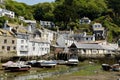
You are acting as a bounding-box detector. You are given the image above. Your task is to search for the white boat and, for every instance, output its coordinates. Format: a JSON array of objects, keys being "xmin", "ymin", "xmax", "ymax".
[
  {"xmin": 67, "ymin": 58, "xmax": 79, "ymax": 65},
  {"xmin": 40, "ymin": 60, "xmax": 57, "ymax": 68},
  {"xmin": 27, "ymin": 60, "xmax": 37, "ymax": 67},
  {"xmin": 2, "ymin": 61, "xmax": 14, "ymax": 68},
  {"xmin": 4, "ymin": 61, "xmax": 31, "ymax": 71}
]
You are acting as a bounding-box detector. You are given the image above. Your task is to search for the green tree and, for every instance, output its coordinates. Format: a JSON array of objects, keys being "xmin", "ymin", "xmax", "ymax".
[
  {"xmin": 107, "ymin": 0, "xmax": 120, "ymax": 26},
  {"xmin": 5, "ymin": 0, "xmax": 33, "ymax": 19},
  {"xmin": 33, "ymin": 2, "xmax": 54, "ymax": 21},
  {"xmin": 54, "ymin": 0, "xmax": 107, "ymax": 30}
]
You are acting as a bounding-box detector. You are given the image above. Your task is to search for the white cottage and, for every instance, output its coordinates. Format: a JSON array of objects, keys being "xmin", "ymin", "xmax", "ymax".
[
  {"xmin": 69, "ymin": 42, "xmax": 118, "ymax": 57},
  {"xmin": 80, "ymin": 17, "xmax": 91, "ymax": 24},
  {"xmin": 70, "ymin": 32, "xmax": 95, "ymax": 42},
  {"xmin": 16, "ymin": 33, "xmax": 29, "ymax": 56},
  {"xmin": 92, "ymin": 23, "xmax": 105, "ymax": 40},
  {"xmin": 57, "ymin": 34, "xmax": 76, "ymax": 47},
  {"xmin": 3, "ymin": 21, "xmax": 51, "ymax": 56},
  {"xmin": 0, "ymin": 8, "xmax": 15, "ymax": 18},
  {"xmin": 28, "ymin": 39, "xmax": 50, "ymax": 56},
  {"xmin": 40, "ymin": 20, "xmax": 55, "ymax": 28}
]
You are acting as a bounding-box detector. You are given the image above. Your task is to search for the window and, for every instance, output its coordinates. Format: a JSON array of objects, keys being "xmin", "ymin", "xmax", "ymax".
[
  {"xmin": 41, "ymin": 48, "xmax": 44, "ymax": 51},
  {"xmin": 98, "ymin": 25, "xmax": 101, "ymax": 28},
  {"xmin": 32, "ymin": 42, "xmax": 35, "ymax": 46},
  {"xmin": 4, "ymin": 39, "xmax": 7, "ymax": 43},
  {"xmin": 13, "ymin": 47, "xmax": 16, "ymax": 50},
  {"xmin": 91, "ymin": 38, "xmax": 93, "ymax": 40},
  {"xmin": 2, "ymin": 46, "xmax": 5, "ymax": 50},
  {"xmin": 95, "ymin": 25, "xmax": 97, "ymax": 28},
  {"xmin": 21, "ymin": 40, "xmax": 24, "ymax": 44},
  {"xmin": 12, "ymin": 40, "xmax": 15, "ymax": 44},
  {"xmin": 45, "ymin": 48, "xmax": 46, "ymax": 51},
  {"xmin": 92, "ymin": 50, "xmax": 97, "ymax": 53},
  {"xmin": 33, "ymin": 47, "xmax": 35, "ymax": 51},
  {"xmin": 7, "ymin": 46, "xmax": 10, "ymax": 51},
  {"xmin": 21, "ymin": 46, "xmax": 23, "ymax": 49},
  {"xmin": 86, "ymin": 38, "xmax": 88, "ymax": 40},
  {"xmin": 25, "ymin": 46, "xmax": 28, "ymax": 49}
]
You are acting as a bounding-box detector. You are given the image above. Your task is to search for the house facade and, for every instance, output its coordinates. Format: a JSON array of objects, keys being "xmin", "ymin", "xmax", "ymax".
[
  {"xmin": 57, "ymin": 34, "xmax": 76, "ymax": 47},
  {"xmin": 40, "ymin": 20, "xmax": 55, "ymax": 28},
  {"xmin": 16, "ymin": 33, "xmax": 29, "ymax": 56},
  {"xmin": 0, "ymin": 8, "xmax": 15, "ymax": 18},
  {"xmin": 2, "ymin": 21, "xmax": 51, "ymax": 56},
  {"xmin": 69, "ymin": 42, "xmax": 118, "ymax": 57},
  {"xmin": 71, "ymin": 32, "xmax": 95, "ymax": 42},
  {"xmin": 28, "ymin": 39, "xmax": 50, "ymax": 56},
  {"xmin": 80, "ymin": 17, "xmax": 91, "ymax": 24},
  {"xmin": 92, "ymin": 23, "xmax": 105, "ymax": 40},
  {"xmin": 0, "ymin": 29, "xmax": 16, "ymax": 54}
]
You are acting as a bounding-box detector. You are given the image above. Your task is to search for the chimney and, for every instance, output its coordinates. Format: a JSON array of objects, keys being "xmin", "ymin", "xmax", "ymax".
[
  {"xmin": 28, "ymin": 25, "xmax": 32, "ymax": 32},
  {"xmin": 4, "ymin": 20, "xmax": 8, "ymax": 29}
]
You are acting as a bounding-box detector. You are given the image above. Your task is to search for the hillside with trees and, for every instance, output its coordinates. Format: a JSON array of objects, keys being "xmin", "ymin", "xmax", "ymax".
[{"xmin": 1, "ymin": 0, "xmax": 120, "ymax": 42}]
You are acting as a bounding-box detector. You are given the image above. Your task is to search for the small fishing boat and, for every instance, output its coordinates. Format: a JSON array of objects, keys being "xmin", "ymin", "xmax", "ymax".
[
  {"xmin": 27, "ymin": 60, "xmax": 37, "ymax": 67},
  {"xmin": 67, "ymin": 56, "xmax": 79, "ymax": 66},
  {"xmin": 67, "ymin": 58, "xmax": 79, "ymax": 65},
  {"xmin": 40, "ymin": 60, "xmax": 57, "ymax": 68},
  {"xmin": 5, "ymin": 61, "xmax": 31, "ymax": 71},
  {"xmin": 2, "ymin": 61, "xmax": 14, "ymax": 68}
]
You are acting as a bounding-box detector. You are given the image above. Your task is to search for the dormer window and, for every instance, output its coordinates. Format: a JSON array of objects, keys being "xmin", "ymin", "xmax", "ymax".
[
  {"xmin": 95, "ymin": 25, "xmax": 97, "ymax": 28},
  {"xmin": 98, "ymin": 25, "xmax": 101, "ymax": 28}
]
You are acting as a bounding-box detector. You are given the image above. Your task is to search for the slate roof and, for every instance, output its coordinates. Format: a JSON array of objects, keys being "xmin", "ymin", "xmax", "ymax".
[
  {"xmin": 7, "ymin": 23, "xmax": 28, "ymax": 33},
  {"xmin": 72, "ymin": 43, "xmax": 117, "ymax": 50},
  {"xmin": 29, "ymin": 39, "xmax": 49, "ymax": 43},
  {"xmin": 0, "ymin": 29, "xmax": 14, "ymax": 37},
  {"xmin": 74, "ymin": 43, "xmax": 103, "ymax": 49},
  {"xmin": 62, "ymin": 34, "xmax": 74, "ymax": 40}
]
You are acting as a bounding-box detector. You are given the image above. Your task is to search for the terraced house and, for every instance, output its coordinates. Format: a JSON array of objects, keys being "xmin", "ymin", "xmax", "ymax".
[
  {"xmin": 2, "ymin": 21, "xmax": 50, "ymax": 57},
  {"xmin": 0, "ymin": 29, "xmax": 16, "ymax": 56}
]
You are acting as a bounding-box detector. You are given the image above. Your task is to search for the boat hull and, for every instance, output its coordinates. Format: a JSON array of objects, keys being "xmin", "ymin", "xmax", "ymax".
[{"xmin": 5, "ymin": 66, "xmax": 31, "ymax": 71}]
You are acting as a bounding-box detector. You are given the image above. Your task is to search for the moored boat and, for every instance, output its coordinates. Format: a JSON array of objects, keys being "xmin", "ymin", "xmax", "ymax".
[
  {"xmin": 67, "ymin": 58, "xmax": 79, "ymax": 65},
  {"xmin": 67, "ymin": 56, "xmax": 79, "ymax": 66},
  {"xmin": 2, "ymin": 61, "xmax": 14, "ymax": 68},
  {"xmin": 40, "ymin": 60, "xmax": 57, "ymax": 68},
  {"xmin": 4, "ymin": 61, "xmax": 31, "ymax": 71}
]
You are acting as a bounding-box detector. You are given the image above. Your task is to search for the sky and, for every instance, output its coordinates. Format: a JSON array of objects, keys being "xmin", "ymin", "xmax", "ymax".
[{"xmin": 16, "ymin": 0, "xmax": 55, "ymax": 5}]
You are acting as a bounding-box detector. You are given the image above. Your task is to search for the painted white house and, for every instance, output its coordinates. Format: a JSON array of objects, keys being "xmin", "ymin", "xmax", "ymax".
[
  {"xmin": 69, "ymin": 42, "xmax": 118, "ymax": 56},
  {"xmin": 40, "ymin": 20, "xmax": 55, "ymax": 28},
  {"xmin": 16, "ymin": 32, "xmax": 50, "ymax": 56},
  {"xmin": 3, "ymin": 21, "xmax": 51, "ymax": 56},
  {"xmin": 0, "ymin": 8, "xmax": 15, "ymax": 18},
  {"xmin": 16, "ymin": 33, "xmax": 29, "ymax": 56},
  {"xmin": 23, "ymin": 20, "xmax": 36, "ymax": 24},
  {"xmin": 80, "ymin": 17, "xmax": 91, "ymax": 24},
  {"xmin": 37, "ymin": 28, "xmax": 57, "ymax": 44},
  {"xmin": 57, "ymin": 34, "xmax": 76, "ymax": 47},
  {"xmin": 92, "ymin": 23, "xmax": 105, "ymax": 40},
  {"xmin": 70, "ymin": 32, "xmax": 95, "ymax": 42},
  {"xmin": 28, "ymin": 39, "xmax": 50, "ymax": 56}
]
